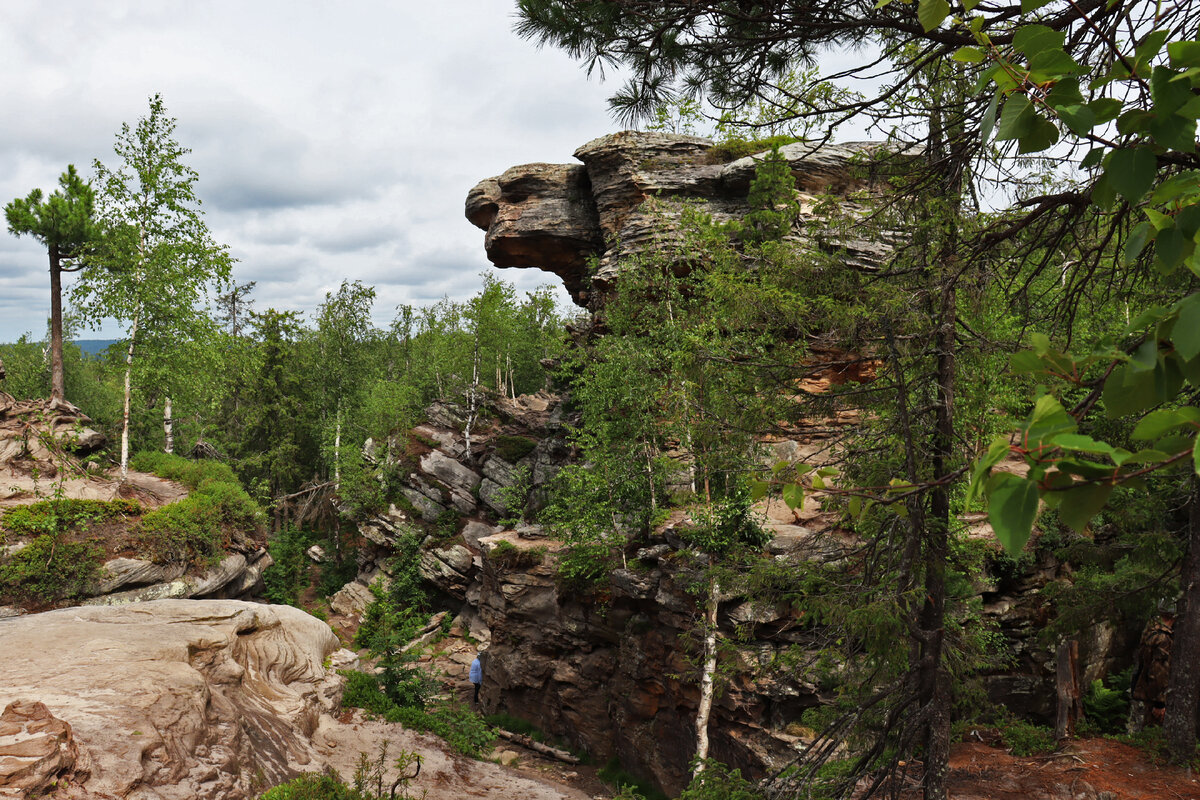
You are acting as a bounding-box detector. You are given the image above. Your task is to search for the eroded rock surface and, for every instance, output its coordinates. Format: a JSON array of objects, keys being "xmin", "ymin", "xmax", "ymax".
[
  {"xmin": 466, "ymin": 131, "xmax": 900, "ymax": 307},
  {"xmin": 0, "ymin": 600, "xmax": 341, "ymax": 799}
]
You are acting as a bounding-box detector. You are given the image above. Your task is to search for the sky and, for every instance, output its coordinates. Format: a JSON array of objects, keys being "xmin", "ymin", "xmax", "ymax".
[{"xmin": 0, "ymin": 1, "xmax": 626, "ymax": 342}]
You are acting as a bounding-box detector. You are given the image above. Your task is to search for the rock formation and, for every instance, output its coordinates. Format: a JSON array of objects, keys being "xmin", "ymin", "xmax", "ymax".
[
  {"xmin": 0, "ymin": 600, "xmax": 343, "ymax": 798},
  {"xmin": 0, "ymin": 599, "xmax": 591, "ymax": 800},
  {"xmin": 466, "ymin": 131, "xmax": 899, "ymax": 308}
]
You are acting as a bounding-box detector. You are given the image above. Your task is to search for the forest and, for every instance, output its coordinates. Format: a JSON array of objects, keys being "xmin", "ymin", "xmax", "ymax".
[{"xmin": 4, "ymin": 1, "xmax": 1200, "ymax": 799}]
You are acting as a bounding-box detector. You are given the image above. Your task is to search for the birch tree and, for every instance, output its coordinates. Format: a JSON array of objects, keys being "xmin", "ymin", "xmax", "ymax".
[{"xmin": 72, "ymin": 94, "xmax": 232, "ymax": 479}]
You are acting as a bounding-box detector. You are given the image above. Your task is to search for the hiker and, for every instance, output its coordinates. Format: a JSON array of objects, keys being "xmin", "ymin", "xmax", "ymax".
[
  {"xmin": 469, "ymin": 652, "xmax": 482, "ymax": 705},
  {"xmin": 1129, "ymin": 602, "xmax": 1175, "ymax": 733}
]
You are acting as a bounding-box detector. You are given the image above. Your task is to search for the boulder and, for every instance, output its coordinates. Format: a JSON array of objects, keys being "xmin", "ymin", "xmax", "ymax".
[
  {"xmin": 0, "ymin": 600, "xmax": 339, "ymax": 799},
  {"xmin": 330, "ymin": 581, "xmax": 375, "ymax": 618},
  {"xmin": 0, "ymin": 700, "xmax": 83, "ymax": 798}
]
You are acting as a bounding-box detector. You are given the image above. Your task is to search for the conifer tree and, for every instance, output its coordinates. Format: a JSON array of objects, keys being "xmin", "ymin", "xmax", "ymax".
[{"xmin": 5, "ymin": 166, "xmax": 98, "ymax": 403}]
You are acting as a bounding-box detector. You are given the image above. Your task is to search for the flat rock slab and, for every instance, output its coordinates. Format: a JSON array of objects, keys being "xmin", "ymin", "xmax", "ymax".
[
  {"xmin": 0, "ymin": 599, "xmax": 339, "ymax": 799},
  {"xmin": 314, "ymin": 712, "xmax": 591, "ymax": 800}
]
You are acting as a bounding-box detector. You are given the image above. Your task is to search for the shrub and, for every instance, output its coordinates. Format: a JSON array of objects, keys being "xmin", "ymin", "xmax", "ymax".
[
  {"xmin": 679, "ymin": 760, "xmax": 763, "ymax": 800},
  {"xmin": 340, "ymin": 669, "xmax": 494, "ymax": 758},
  {"xmin": 1082, "ymin": 674, "xmax": 1130, "ymax": 735},
  {"xmin": 487, "ymin": 540, "xmax": 546, "ymax": 570},
  {"xmin": 133, "ymin": 451, "xmax": 264, "ymax": 567},
  {"xmin": 706, "ymin": 135, "xmax": 804, "ymax": 163},
  {"xmin": 259, "ymin": 771, "xmax": 372, "ymax": 800},
  {"xmin": 494, "ymin": 435, "xmax": 537, "ymax": 463},
  {"xmin": 0, "ymin": 534, "xmax": 103, "ymax": 603},
  {"xmin": 1, "ymin": 498, "xmax": 140, "ymax": 539},
  {"xmin": 597, "ymin": 758, "xmax": 668, "ymax": 800},
  {"xmin": 998, "ymin": 716, "xmax": 1055, "ymax": 756},
  {"xmin": 556, "ymin": 540, "xmax": 613, "ymax": 593},
  {"xmin": 262, "ymin": 527, "xmax": 315, "ymax": 606}
]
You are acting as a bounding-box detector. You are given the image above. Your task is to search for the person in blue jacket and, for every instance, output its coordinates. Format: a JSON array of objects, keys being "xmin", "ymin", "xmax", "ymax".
[{"xmin": 469, "ymin": 653, "xmax": 482, "ymax": 705}]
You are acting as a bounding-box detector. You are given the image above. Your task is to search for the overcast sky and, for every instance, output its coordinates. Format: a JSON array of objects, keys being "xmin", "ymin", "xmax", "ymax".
[{"xmin": 0, "ymin": 1, "xmax": 627, "ymax": 343}]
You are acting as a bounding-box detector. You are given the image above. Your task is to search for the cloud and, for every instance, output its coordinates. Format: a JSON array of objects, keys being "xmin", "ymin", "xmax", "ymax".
[{"xmin": 0, "ymin": 0, "xmax": 618, "ymax": 343}]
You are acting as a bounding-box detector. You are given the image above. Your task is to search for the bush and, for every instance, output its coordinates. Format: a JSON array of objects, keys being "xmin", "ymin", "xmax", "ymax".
[
  {"xmin": 340, "ymin": 669, "xmax": 495, "ymax": 758},
  {"xmin": 0, "ymin": 498, "xmax": 140, "ymax": 540},
  {"xmin": 134, "ymin": 451, "xmax": 264, "ymax": 567},
  {"xmin": 262, "ymin": 527, "xmax": 315, "ymax": 606},
  {"xmin": 706, "ymin": 135, "xmax": 804, "ymax": 163},
  {"xmin": 0, "ymin": 534, "xmax": 103, "ymax": 603},
  {"xmin": 556, "ymin": 540, "xmax": 613, "ymax": 593},
  {"xmin": 1082, "ymin": 673, "xmax": 1131, "ymax": 735},
  {"xmin": 494, "ymin": 435, "xmax": 537, "ymax": 463},
  {"xmin": 679, "ymin": 760, "xmax": 763, "ymax": 800},
  {"xmin": 597, "ymin": 758, "xmax": 668, "ymax": 800},
  {"xmin": 998, "ymin": 716, "xmax": 1055, "ymax": 756},
  {"xmin": 259, "ymin": 771, "xmax": 372, "ymax": 800},
  {"xmin": 487, "ymin": 540, "xmax": 546, "ymax": 570}
]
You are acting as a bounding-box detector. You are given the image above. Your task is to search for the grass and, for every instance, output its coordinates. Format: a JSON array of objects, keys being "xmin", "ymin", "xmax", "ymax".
[
  {"xmin": 132, "ymin": 451, "xmax": 264, "ymax": 567},
  {"xmin": 340, "ymin": 669, "xmax": 495, "ymax": 758}
]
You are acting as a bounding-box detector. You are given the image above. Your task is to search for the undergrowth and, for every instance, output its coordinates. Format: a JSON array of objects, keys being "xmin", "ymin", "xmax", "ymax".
[{"xmin": 132, "ymin": 451, "xmax": 264, "ymax": 566}]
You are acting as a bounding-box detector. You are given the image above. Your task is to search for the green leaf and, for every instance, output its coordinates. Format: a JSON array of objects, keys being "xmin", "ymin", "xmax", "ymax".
[
  {"xmin": 1020, "ymin": 0, "xmax": 1052, "ymax": 10},
  {"xmin": 1124, "ymin": 221, "xmax": 1155, "ymax": 264},
  {"xmin": 1173, "ymin": 293, "xmax": 1200, "ymax": 361},
  {"xmin": 1050, "ymin": 433, "xmax": 1117, "ymax": 456},
  {"xmin": 1130, "ymin": 337, "xmax": 1159, "ymax": 373},
  {"xmin": 1081, "ymin": 147, "xmax": 1106, "ymax": 169},
  {"xmin": 1136, "ymin": 30, "xmax": 1171, "ymax": 64},
  {"xmin": 1168, "ymin": 40, "xmax": 1200, "ymax": 70},
  {"xmin": 1194, "ymin": 433, "xmax": 1200, "ymax": 477},
  {"xmin": 981, "ymin": 92, "xmax": 1001, "ymax": 143},
  {"xmin": 1013, "ymin": 25, "xmax": 1065, "ymax": 59},
  {"xmin": 1056, "ymin": 104, "xmax": 1096, "ymax": 136},
  {"xmin": 1131, "ymin": 407, "xmax": 1200, "ymax": 440},
  {"xmin": 987, "ymin": 473, "xmax": 1040, "ymax": 557},
  {"xmin": 1010, "ymin": 350, "xmax": 1046, "ymax": 374},
  {"xmin": 953, "ymin": 46, "xmax": 987, "ymax": 63},
  {"xmin": 996, "ymin": 95, "xmax": 1036, "ymax": 142},
  {"xmin": 1088, "ymin": 98, "xmax": 1124, "ymax": 125},
  {"xmin": 1030, "ymin": 49, "xmax": 1084, "ymax": 78},
  {"xmin": 1057, "ymin": 482, "xmax": 1114, "ymax": 532},
  {"xmin": 848, "ymin": 495, "xmax": 862, "ymax": 517},
  {"xmin": 917, "ymin": 0, "xmax": 950, "ymax": 31},
  {"xmin": 1106, "ymin": 147, "xmax": 1158, "ymax": 203},
  {"xmin": 1103, "ymin": 363, "xmax": 1159, "ymax": 417},
  {"xmin": 1156, "ymin": 226, "xmax": 1188, "ymax": 274},
  {"xmin": 749, "ymin": 480, "xmax": 769, "ymax": 502},
  {"xmin": 966, "ymin": 435, "xmax": 1012, "ymax": 508},
  {"xmin": 1020, "ymin": 115, "xmax": 1060, "ymax": 153},
  {"xmin": 781, "ymin": 482, "xmax": 804, "ymax": 510}
]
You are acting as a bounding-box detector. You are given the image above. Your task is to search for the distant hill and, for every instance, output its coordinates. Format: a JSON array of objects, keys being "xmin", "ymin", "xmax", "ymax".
[{"xmin": 73, "ymin": 339, "xmax": 120, "ymax": 358}]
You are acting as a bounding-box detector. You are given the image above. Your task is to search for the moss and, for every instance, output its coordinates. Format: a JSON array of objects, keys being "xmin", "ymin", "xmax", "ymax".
[
  {"xmin": 488, "ymin": 540, "xmax": 547, "ymax": 569},
  {"xmin": 494, "ymin": 435, "xmax": 537, "ymax": 463},
  {"xmin": 706, "ymin": 135, "xmax": 805, "ymax": 164}
]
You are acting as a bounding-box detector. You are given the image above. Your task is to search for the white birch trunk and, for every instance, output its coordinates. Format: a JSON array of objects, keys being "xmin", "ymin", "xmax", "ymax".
[
  {"xmin": 693, "ymin": 576, "xmax": 719, "ymax": 776},
  {"xmin": 464, "ymin": 339, "xmax": 480, "ymax": 454},
  {"xmin": 163, "ymin": 396, "xmax": 173, "ymax": 454},
  {"xmin": 334, "ymin": 406, "xmax": 342, "ymax": 490}
]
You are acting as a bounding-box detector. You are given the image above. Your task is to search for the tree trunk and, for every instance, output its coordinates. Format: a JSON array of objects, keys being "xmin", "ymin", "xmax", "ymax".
[
  {"xmin": 333, "ymin": 405, "xmax": 342, "ymax": 489},
  {"xmin": 119, "ymin": 314, "xmax": 139, "ymax": 482},
  {"xmin": 48, "ymin": 245, "xmax": 65, "ymax": 403},
  {"xmin": 163, "ymin": 396, "xmax": 173, "ymax": 454},
  {"xmin": 1165, "ymin": 477, "xmax": 1200, "ymax": 762},
  {"xmin": 693, "ymin": 576, "xmax": 720, "ymax": 775},
  {"xmin": 1055, "ymin": 639, "xmax": 1083, "ymax": 742}
]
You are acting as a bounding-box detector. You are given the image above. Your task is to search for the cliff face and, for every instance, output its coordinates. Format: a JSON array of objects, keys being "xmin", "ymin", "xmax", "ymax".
[{"xmin": 466, "ymin": 131, "xmax": 895, "ymax": 307}]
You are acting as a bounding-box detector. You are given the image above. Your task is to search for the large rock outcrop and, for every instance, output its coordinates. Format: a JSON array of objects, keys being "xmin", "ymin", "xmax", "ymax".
[
  {"xmin": 0, "ymin": 600, "xmax": 342, "ymax": 799},
  {"xmin": 466, "ymin": 131, "xmax": 899, "ymax": 307}
]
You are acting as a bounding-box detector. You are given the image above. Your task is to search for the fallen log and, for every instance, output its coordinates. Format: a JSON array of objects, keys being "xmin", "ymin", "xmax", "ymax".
[{"xmin": 493, "ymin": 729, "xmax": 580, "ymax": 764}]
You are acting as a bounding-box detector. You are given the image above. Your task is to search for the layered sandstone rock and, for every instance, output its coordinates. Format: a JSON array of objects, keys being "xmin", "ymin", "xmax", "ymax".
[
  {"xmin": 466, "ymin": 131, "xmax": 901, "ymax": 307},
  {"xmin": 0, "ymin": 600, "xmax": 342, "ymax": 799}
]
